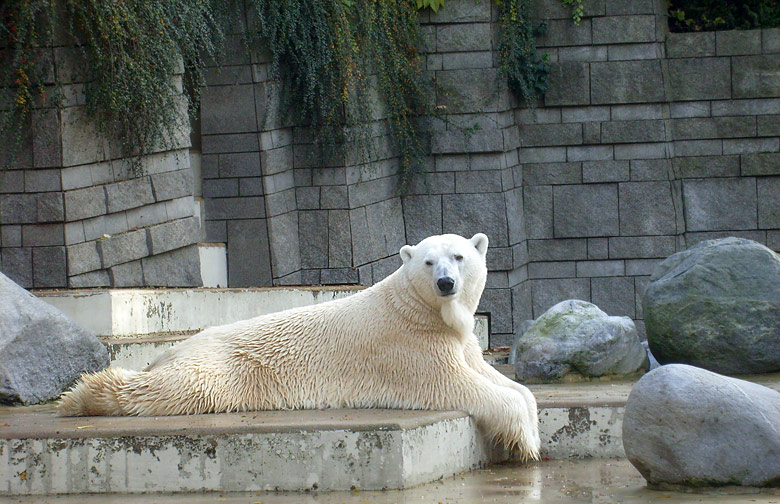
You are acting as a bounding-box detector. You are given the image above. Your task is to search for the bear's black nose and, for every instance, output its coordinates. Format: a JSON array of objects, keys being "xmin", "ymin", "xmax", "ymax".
[{"xmin": 437, "ymin": 277, "xmax": 455, "ymax": 293}]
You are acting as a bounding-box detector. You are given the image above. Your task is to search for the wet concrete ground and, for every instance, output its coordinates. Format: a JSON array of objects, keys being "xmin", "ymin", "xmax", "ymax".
[{"xmin": 5, "ymin": 458, "xmax": 779, "ymax": 504}]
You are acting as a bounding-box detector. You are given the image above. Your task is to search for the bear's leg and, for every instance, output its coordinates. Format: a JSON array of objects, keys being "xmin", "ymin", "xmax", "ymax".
[{"xmin": 434, "ymin": 367, "xmax": 540, "ymax": 461}]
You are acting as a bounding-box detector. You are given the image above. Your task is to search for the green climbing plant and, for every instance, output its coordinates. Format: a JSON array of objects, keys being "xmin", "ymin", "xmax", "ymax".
[{"xmin": 560, "ymin": 0, "xmax": 584, "ymax": 25}]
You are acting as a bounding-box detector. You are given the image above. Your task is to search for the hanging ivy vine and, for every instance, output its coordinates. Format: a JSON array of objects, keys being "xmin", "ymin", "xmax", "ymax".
[
  {"xmin": 1, "ymin": 0, "xmax": 229, "ymax": 163},
  {"xmin": 1, "ymin": 0, "xmax": 548, "ymax": 180}
]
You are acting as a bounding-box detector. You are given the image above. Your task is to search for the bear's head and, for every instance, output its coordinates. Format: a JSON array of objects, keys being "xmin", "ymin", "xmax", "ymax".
[{"xmin": 399, "ymin": 233, "xmax": 488, "ymax": 336}]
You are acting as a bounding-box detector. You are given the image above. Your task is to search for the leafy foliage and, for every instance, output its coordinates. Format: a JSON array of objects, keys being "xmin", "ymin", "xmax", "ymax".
[
  {"xmin": 495, "ymin": 0, "xmax": 550, "ymax": 103},
  {"xmin": 416, "ymin": 0, "xmax": 447, "ymax": 12},
  {"xmin": 669, "ymin": 0, "xmax": 780, "ymax": 32},
  {"xmin": 246, "ymin": 0, "xmax": 431, "ymax": 183},
  {"xmin": 1, "ymin": 0, "xmax": 228, "ymax": 162},
  {"xmin": 560, "ymin": 0, "xmax": 584, "ymax": 25}
]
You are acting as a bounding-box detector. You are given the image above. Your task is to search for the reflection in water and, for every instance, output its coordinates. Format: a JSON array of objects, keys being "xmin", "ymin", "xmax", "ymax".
[{"xmin": 6, "ymin": 459, "xmax": 780, "ymax": 504}]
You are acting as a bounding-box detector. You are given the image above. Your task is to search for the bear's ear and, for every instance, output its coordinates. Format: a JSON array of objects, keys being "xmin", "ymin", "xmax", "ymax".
[
  {"xmin": 400, "ymin": 245, "xmax": 415, "ymax": 264},
  {"xmin": 470, "ymin": 233, "xmax": 489, "ymax": 256}
]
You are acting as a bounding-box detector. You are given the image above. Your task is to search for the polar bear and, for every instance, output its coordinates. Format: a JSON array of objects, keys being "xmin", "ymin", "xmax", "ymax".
[{"xmin": 59, "ymin": 233, "xmax": 540, "ymax": 459}]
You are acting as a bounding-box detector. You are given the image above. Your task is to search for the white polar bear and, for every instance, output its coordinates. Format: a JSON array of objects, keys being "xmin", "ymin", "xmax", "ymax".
[{"xmin": 59, "ymin": 233, "xmax": 540, "ymax": 460}]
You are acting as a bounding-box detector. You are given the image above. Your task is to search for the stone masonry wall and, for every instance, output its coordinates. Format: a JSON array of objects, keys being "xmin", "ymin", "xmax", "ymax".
[
  {"xmin": 0, "ymin": 48, "xmax": 202, "ymax": 289},
  {"xmin": 523, "ymin": 0, "xmax": 780, "ymax": 338}
]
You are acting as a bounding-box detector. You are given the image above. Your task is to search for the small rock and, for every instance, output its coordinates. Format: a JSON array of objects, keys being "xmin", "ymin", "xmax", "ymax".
[
  {"xmin": 511, "ymin": 300, "xmax": 647, "ymax": 382},
  {"xmin": 0, "ymin": 272, "xmax": 109, "ymax": 404},
  {"xmin": 623, "ymin": 364, "xmax": 780, "ymax": 488},
  {"xmin": 643, "ymin": 237, "xmax": 780, "ymax": 374}
]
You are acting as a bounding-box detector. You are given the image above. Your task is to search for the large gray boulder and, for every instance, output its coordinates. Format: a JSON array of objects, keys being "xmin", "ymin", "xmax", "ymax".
[
  {"xmin": 643, "ymin": 237, "xmax": 780, "ymax": 374},
  {"xmin": 0, "ymin": 272, "xmax": 109, "ymax": 404},
  {"xmin": 623, "ymin": 364, "xmax": 780, "ymax": 488},
  {"xmin": 511, "ymin": 300, "xmax": 647, "ymax": 382}
]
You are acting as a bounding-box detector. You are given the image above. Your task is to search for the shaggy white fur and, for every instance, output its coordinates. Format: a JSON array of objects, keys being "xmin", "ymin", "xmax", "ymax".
[{"xmin": 59, "ymin": 233, "xmax": 540, "ymax": 460}]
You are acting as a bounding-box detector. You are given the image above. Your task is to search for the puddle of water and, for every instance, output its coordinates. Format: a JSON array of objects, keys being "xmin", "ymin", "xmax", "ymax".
[{"xmin": 4, "ymin": 459, "xmax": 780, "ymax": 504}]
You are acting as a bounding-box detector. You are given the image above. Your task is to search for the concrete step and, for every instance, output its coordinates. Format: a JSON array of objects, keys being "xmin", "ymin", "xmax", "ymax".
[{"xmin": 34, "ymin": 287, "xmax": 490, "ymax": 370}]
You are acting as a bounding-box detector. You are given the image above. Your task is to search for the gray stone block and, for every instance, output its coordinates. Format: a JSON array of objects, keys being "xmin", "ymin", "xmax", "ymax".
[
  {"xmin": 455, "ymin": 170, "xmax": 503, "ymax": 193},
  {"xmin": 32, "ymin": 246, "xmax": 66, "ymax": 288},
  {"xmin": 436, "ymin": 68, "xmax": 500, "ymax": 114},
  {"xmin": 614, "ymin": 142, "xmax": 667, "ymax": 160},
  {"xmin": 601, "ymin": 120, "xmax": 666, "ymax": 144},
  {"xmin": 608, "ymin": 43, "xmax": 661, "ymax": 61},
  {"xmin": 202, "ymin": 178, "xmax": 239, "ymax": 198},
  {"xmin": 443, "ymin": 192, "xmax": 509, "ymax": 247},
  {"xmin": 267, "ymin": 212, "xmax": 300, "ymax": 278},
  {"xmin": 758, "ymin": 114, "xmax": 780, "ymax": 136},
  {"xmin": 441, "ymin": 51, "xmax": 493, "ymax": 70},
  {"xmin": 479, "ymin": 288, "xmax": 513, "ymax": 334},
  {"xmin": 519, "ymin": 146, "xmax": 567, "ymax": 163},
  {"xmin": 296, "ymin": 187, "xmax": 320, "ymax": 210},
  {"xmin": 105, "ymin": 177, "xmax": 154, "ymax": 214},
  {"xmin": 742, "ymin": 152, "xmax": 780, "ymax": 176},
  {"xmin": 402, "ymin": 195, "xmax": 442, "ymax": 246},
  {"xmin": 69, "ymin": 270, "xmax": 110, "ymax": 288},
  {"xmin": 204, "ymin": 220, "xmax": 226, "ymax": 243},
  {"xmin": 434, "ymin": 154, "xmax": 470, "ymax": 172},
  {"xmin": 1, "ymin": 226, "xmax": 22, "ymax": 248},
  {"xmin": 582, "ymin": 160, "xmax": 630, "ymax": 183},
  {"xmin": 260, "ymin": 146, "xmax": 293, "ymax": 176},
  {"xmin": 37, "ymin": 192, "xmax": 65, "ymax": 222},
  {"xmin": 141, "ymin": 244, "xmax": 202, "ymax": 287},
  {"xmin": 24, "ymin": 169, "xmax": 61, "ymax": 192},
  {"xmin": 64, "ymin": 186, "xmax": 107, "ymax": 221},
  {"xmin": 558, "ymin": 45, "xmax": 608, "ymax": 62},
  {"xmin": 218, "ymin": 152, "xmax": 261, "ymax": 178},
  {"xmin": 429, "ymin": 0, "xmax": 490, "ymax": 22},
  {"xmin": 683, "ymin": 178, "xmax": 757, "ymax": 231},
  {"xmin": 486, "ymin": 270, "xmax": 510, "ymax": 289},
  {"xmin": 0, "ymin": 170, "xmax": 24, "ymax": 194},
  {"xmin": 609, "ymin": 235, "xmax": 676, "ymax": 259},
  {"xmin": 672, "ymin": 139, "xmax": 722, "ymax": 157},
  {"xmin": 666, "ymin": 32, "xmax": 715, "ymax": 58},
  {"xmin": 431, "ymin": 130, "xmax": 504, "ymax": 154},
  {"xmin": 544, "ymin": 62, "xmax": 590, "ymax": 106},
  {"xmin": 109, "ymin": 260, "xmax": 144, "ymax": 287},
  {"xmin": 371, "ymin": 255, "xmax": 401, "ymax": 284},
  {"xmin": 668, "ymin": 57, "xmax": 731, "ymax": 101},
  {"xmin": 203, "ymin": 66, "xmax": 252, "ymax": 86},
  {"xmin": 672, "ymin": 155, "xmax": 739, "ymax": 178},
  {"xmin": 32, "ymin": 108, "xmax": 62, "ymax": 168},
  {"xmin": 239, "ymin": 177, "xmax": 264, "ymax": 197},
  {"xmin": 519, "ymin": 123, "xmax": 583, "ymax": 147},
  {"xmin": 320, "ymin": 267, "xmax": 358, "ymax": 285},
  {"xmin": 758, "ymin": 177, "xmax": 780, "ymax": 229},
  {"xmin": 716, "ymin": 29, "xmax": 761, "ymax": 56},
  {"xmin": 588, "ymin": 237, "xmax": 609, "ymax": 259},
  {"xmin": 312, "ymin": 168, "xmax": 346, "ymax": 187},
  {"xmin": 151, "ymin": 169, "xmax": 194, "ymax": 201},
  {"xmin": 82, "ymin": 212, "xmax": 131, "ymax": 242},
  {"xmin": 1, "ymin": 248, "xmax": 33, "ymax": 288},
  {"xmin": 524, "ymin": 185, "xmax": 553, "ymax": 239},
  {"xmin": 591, "ymin": 276, "xmax": 636, "ymax": 318},
  {"xmin": 436, "ymin": 23, "xmax": 491, "ymax": 52},
  {"xmin": 553, "ymin": 184, "xmax": 619, "ymax": 237},
  {"xmin": 536, "ymin": 19, "xmax": 592, "ymax": 47},
  {"xmin": 22, "ymin": 223, "xmax": 64, "ymax": 247},
  {"xmin": 591, "ymin": 60, "xmax": 664, "ymax": 104},
  {"xmin": 576, "ymin": 260, "xmax": 625, "ymax": 277},
  {"xmin": 523, "ymin": 162, "xmax": 582, "ymax": 185},
  {"xmin": 528, "ymin": 261, "xmax": 576, "ymax": 279},
  {"xmin": 321, "ymin": 186, "xmax": 348, "ymax": 209},
  {"xmin": 66, "ymin": 241, "xmax": 101, "ymax": 276},
  {"xmin": 204, "ymin": 196, "xmax": 265, "ymax": 220},
  {"xmin": 471, "ymin": 152, "xmax": 506, "ymax": 171},
  {"xmin": 365, "ymin": 198, "xmax": 406, "ymax": 257},
  {"xmin": 517, "ymin": 107, "xmax": 563, "ymax": 124},
  {"xmin": 528, "ymin": 239, "xmax": 587, "ymax": 261},
  {"xmin": 606, "ymin": 0, "xmax": 656, "ymax": 15},
  {"xmin": 592, "ymin": 15, "xmax": 656, "ymax": 44},
  {"xmin": 487, "ymin": 246, "xmax": 513, "ymax": 271},
  {"xmin": 670, "ymin": 101, "xmax": 710, "ymax": 118},
  {"xmin": 583, "ymin": 121, "xmax": 601, "ymax": 144},
  {"xmin": 765, "ymin": 27, "xmax": 780, "ymax": 53},
  {"xmin": 723, "ymin": 137, "xmax": 779, "ymax": 155},
  {"xmin": 349, "ymin": 207, "xmax": 382, "ymax": 266},
  {"xmin": 328, "ymin": 210, "xmax": 352, "ymax": 268},
  {"xmin": 627, "ymin": 259, "xmax": 663, "ymax": 277},
  {"xmin": 147, "ymin": 217, "xmax": 201, "ymax": 255},
  {"xmin": 561, "ymin": 106, "xmax": 610, "ymax": 123},
  {"xmin": 300, "ymin": 269, "xmax": 321, "ymax": 285},
  {"xmin": 298, "ymin": 211, "xmax": 328, "ymax": 269},
  {"xmin": 348, "ymin": 176, "xmax": 397, "ymax": 208},
  {"xmin": 227, "ymin": 219, "xmax": 273, "ymax": 287},
  {"xmin": 264, "ymin": 189, "xmax": 296, "ymax": 217},
  {"xmin": 504, "ymin": 188, "xmax": 525, "ymax": 244},
  {"xmin": 630, "ymin": 159, "xmax": 671, "ymax": 181},
  {"xmin": 200, "ymin": 84, "xmax": 257, "ymax": 134},
  {"xmin": 566, "ymin": 145, "xmax": 614, "ymax": 162},
  {"xmin": 530, "ymin": 277, "xmax": 591, "ymax": 318},
  {"xmin": 59, "ymin": 106, "xmax": 107, "ymax": 168},
  {"xmin": 98, "ymin": 229, "xmax": 149, "ymax": 268},
  {"xmin": 619, "ymin": 181, "xmax": 677, "ymax": 236},
  {"xmin": 262, "ymin": 170, "xmax": 294, "ymax": 195},
  {"xmin": 201, "ymin": 133, "xmax": 259, "ymax": 155},
  {"xmin": 671, "ymin": 116, "xmax": 755, "ymax": 140}
]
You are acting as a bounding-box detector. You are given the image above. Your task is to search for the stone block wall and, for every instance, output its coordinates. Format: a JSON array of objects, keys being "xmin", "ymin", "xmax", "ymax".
[
  {"xmin": 0, "ymin": 49, "xmax": 202, "ymax": 289},
  {"xmin": 522, "ymin": 0, "xmax": 780, "ymax": 338}
]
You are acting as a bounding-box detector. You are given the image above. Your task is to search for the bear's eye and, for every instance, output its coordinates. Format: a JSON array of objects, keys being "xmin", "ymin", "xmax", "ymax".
[
  {"xmin": 454, "ymin": 255, "xmax": 464, "ymax": 262},
  {"xmin": 425, "ymin": 260, "xmax": 433, "ymax": 266}
]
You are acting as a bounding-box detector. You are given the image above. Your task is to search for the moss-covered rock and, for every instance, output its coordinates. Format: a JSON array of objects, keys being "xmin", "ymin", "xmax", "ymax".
[
  {"xmin": 643, "ymin": 237, "xmax": 780, "ymax": 374},
  {"xmin": 511, "ymin": 299, "xmax": 647, "ymax": 383}
]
